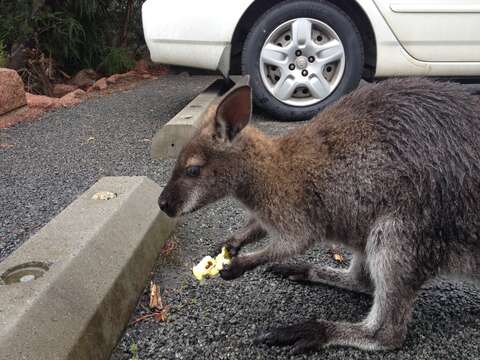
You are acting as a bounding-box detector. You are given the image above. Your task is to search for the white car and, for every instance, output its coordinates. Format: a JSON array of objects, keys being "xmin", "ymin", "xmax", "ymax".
[{"xmin": 142, "ymin": 0, "xmax": 480, "ymax": 120}]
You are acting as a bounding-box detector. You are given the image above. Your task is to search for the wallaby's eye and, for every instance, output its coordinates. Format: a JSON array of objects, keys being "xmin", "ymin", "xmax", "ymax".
[{"xmin": 185, "ymin": 165, "xmax": 201, "ymax": 177}]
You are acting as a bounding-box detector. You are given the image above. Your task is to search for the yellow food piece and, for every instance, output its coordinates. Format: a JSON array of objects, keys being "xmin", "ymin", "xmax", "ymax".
[
  {"xmin": 192, "ymin": 247, "xmax": 232, "ymax": 282},
  {"xmin": 192, "ymin": 256, "xmax": 218, "ymax": 282},
  {"xmin": 333, "ymin": 253, "xmax": 345, "ymax": 262},
  {"xmin": 215, "ymin": 246, "xmax": 232, "ymax": 271}
]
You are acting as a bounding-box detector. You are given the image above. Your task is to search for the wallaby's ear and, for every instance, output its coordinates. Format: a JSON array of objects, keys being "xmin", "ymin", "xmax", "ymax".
[{"xmin": 214, "ymin": 85, "xmax": 252, "ymax": 142}]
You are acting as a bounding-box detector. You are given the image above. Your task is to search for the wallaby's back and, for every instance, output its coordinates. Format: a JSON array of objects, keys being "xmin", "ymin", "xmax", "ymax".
[{"xmin": 278, "ymin": 78, "xmax": 480, "ymax": 273}]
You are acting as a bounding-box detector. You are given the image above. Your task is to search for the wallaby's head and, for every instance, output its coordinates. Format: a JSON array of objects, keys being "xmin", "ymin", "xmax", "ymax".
[{"xmin": 158, "ymin": 84, "xmax": 252, "ymax": 217}]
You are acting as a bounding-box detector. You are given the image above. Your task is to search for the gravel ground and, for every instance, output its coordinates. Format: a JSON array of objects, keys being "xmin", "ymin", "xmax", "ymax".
[
  {"xmin": 0, "ymin": 75, "xmax": 213, "ymax": 261},
  {"xmin": 1, "ymin": 76, "xmax": 479, "ymax": 359}
]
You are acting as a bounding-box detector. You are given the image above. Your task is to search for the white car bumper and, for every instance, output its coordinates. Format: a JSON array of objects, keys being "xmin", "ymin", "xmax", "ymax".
[{"xmin": 142, "ymin": 0, "xmax": 254, "ymax": 73}]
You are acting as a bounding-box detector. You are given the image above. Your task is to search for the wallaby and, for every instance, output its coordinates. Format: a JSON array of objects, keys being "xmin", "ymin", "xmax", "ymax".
[{"xmin": 158, "ymin": 77, "xmax": 480, "ymax": 354}]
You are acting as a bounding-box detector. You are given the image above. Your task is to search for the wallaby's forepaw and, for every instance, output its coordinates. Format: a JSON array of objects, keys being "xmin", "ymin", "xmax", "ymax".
[
  {"xmin": 254, "ymin": 320, "xmax": 328, "ymax": 355},
  {"xmin": 212, "ymin": 242, "xmax": 240, "ymax": 259},
  {"xmin": 267, "ymin": 263, "xmax": 310, "ymax": 282},
  {"xmin": 219, "ymin": 257, "xmax": 247, "ymax": 280}
]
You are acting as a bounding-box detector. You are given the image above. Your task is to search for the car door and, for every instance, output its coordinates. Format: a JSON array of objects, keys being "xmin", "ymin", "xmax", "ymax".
[{"xmin": 372, "ymin": 0, "xmax": 480, "ymax": 62}]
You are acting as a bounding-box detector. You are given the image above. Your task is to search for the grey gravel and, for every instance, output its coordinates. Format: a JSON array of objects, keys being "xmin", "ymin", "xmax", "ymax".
[
  {"xmin": 1, "ymin": 76, "xmax": 479, "ymax": 360},
  {"xmin": 0, "ymin": 75, "xmax": 213, "ymax": 261}
]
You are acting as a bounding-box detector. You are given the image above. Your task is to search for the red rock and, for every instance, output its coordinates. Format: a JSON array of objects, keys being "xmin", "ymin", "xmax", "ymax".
[
  {"xmin": 106, "ymin": 71, "xmax": 139, "ymax": 85},
  {"xmin": 87, "ymin": 78, "xmax": 108, "ymax": 92},
  {"xmin": 60, "ymin": 89, "xmax": 85, "ymax": 106},
  {"xmin": 123, "ymin": 70, "xmax": 138, "ymax": 78},
  {"xmin": 26, "ymin": 89, "xmax": 86, "ymax": 110},
  {"xmin": 0, "ymin": 107, "xmax": 44, "ymax": 129},
  {"xmin": 106, "ymin": 74, "xmax": 121, "ymax": 84},
  {"xmin": 26, "ymin": 93, "xmax": 60, "ymax": 110},
  {"xmin": 0, "ymin": 68, "xmax": 27, "ymax": 115},
  {"xmin": 70, "ymin": 69, "xmax": 99, "ymax": 89},
  {"xmin": 94, "ymin": 77, "xmax": 108, "ymax": 90},
  {"xmin": 52, "ymin": 84, "xmax": 78, "ymax": 98}
]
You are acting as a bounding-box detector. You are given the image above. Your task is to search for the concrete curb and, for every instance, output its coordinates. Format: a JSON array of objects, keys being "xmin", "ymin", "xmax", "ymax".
[
  {"xmin": 0, "ymin": 177, "xmax": 176, "ymax": 360},
  {"xmin": 150, "ymin": 78, "xmax": 232, "ymax": 160}
]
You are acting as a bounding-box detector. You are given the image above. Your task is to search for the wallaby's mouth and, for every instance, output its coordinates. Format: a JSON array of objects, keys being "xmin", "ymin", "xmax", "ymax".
[
  {"xmin": 160, "ymin": 204, "xmax": 201, "ymax": 218},
  {"xmin": 161, "ymin": 206, "xmax": 177, "ymax": 218},
  {"xmin": 179, "ymin": 204, "xmax": 202, "ymax": 217},
  {"xmin": 158, "ymin": 195, "xmax": 203, "ymax": 218}
]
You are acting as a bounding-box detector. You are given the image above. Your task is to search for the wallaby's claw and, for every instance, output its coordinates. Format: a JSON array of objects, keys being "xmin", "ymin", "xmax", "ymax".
[
  {"xmin": 290, "ymin": 338, "xmax": 322, "ymax": 355},
  {"xmin": 267, "ymin": 263, "xmax": 310, "ymax": 282},
  {"xmin": 224, "ymin": 243, "xmax": 240, "ymax": 257},
  {"xmin": 212, "ymin": 242, "xmax": 240, "ymax": 259},
  {"xmin": 219, "ymin": 257, "xmax": 246, "ymax": 280},
  {"xmin": 254, "ymin": 320, "xmax": 327, "ymax": 354}
]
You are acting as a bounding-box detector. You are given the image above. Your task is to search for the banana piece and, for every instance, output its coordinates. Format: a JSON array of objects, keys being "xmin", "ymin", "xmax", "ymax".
[
  {"xmin": 215, "ymin": 246, "xmax": 232, "ymax": 270},
  {"xmin": 192, "ymin": 247, "xmax": 232, "ymax": 282}
]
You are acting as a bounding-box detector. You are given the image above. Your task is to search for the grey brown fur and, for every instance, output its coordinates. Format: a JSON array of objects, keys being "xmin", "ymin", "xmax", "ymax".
[{"xmin": 159, "ymin": 78, "xmax": 480, "ymax": 354}]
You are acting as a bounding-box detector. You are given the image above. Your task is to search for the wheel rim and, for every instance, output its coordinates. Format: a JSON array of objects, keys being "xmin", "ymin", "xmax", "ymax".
[{"xmin": 259, "ymin": 18, "xmax": 346, "ymax": 107}]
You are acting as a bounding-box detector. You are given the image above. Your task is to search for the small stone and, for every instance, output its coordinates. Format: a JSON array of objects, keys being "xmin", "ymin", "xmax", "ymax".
[
  {"xmin": 19, "ymin": 274, "xmax": 35, "ymax": 283},
  {"xmin": 92, "ymin": 191, "xmax": 117, "ymax": 200}
]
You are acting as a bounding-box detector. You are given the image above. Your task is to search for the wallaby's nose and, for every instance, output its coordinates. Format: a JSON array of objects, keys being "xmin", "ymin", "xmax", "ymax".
[{"xmin": 158, "ymin": 198, "xmax": 169, "ymax": 213}]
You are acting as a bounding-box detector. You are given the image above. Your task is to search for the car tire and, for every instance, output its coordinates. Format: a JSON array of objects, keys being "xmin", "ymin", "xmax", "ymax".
[{"xmin": 241, "ymin": 0, "xmax": 364, "ymax": 121}]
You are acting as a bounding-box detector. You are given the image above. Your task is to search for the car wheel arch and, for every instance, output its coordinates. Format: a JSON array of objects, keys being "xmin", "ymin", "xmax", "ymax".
[{"xmin": 229, "ymin": 0, "xmax": 377, "ymax": 81}]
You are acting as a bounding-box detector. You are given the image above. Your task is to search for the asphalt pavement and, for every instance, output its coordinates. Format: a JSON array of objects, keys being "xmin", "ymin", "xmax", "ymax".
[{"xmin": 1, "ymin": 76, "xmax": 479, "ymax": 359}]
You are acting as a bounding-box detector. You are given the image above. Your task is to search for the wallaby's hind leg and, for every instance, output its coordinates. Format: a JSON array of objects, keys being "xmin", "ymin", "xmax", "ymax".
[
  {"xmin": 268, "ymin": 252, "xmax": 373, "ymax": 295},
  {"xmin": 257, "ymin": 218, "xmax": 425, "ymax": 354}
]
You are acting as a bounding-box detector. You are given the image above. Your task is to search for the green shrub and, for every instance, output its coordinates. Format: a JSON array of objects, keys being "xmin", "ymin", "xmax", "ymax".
[
  {"xmin": 0, "ymin": 40, "xmax": 6, "ymax": 67},
  {"xmin": 98, "ymin": 47, "xmax": 135, "ymax": 76},
  {"xmin": 0, "ymin": 0, "xmax": 144, "ymax": 75}
]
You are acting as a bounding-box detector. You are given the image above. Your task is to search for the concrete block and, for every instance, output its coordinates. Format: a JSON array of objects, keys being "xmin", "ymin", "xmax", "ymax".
[
  {"xmin": 150, "ymin": 78, "xmax": 231, "ymax": 160},
  {"xmin": 0, "ymin": 177, "xmax": 176, "ymax": 360}
]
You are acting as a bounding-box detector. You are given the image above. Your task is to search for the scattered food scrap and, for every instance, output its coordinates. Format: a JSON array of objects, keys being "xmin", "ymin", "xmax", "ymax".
[
  {"xmin": 333, "ymin": 253, "xmax": 345, "ymax": 263},
  {"xmin": 91, "ymin": 191, "xmax": 116, "ymax": 200},
  {"xmin": 192, "ymin": 246, "xmax": 231, "ymax": 283}
]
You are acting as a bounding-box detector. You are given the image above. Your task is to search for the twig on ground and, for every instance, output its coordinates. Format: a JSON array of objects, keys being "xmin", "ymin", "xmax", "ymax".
[{"xmin": 130, "ymin": 281, "xmax": 170, "ymax": 326}]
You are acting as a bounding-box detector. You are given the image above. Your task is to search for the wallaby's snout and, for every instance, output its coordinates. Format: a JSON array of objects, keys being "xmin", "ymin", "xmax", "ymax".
[
  {"xmin": 158, "ymin": 82, "xmax": 252, "ymax": 218},
  {"xmin": 158, "ymin": 190, "xmax": 175, "ymax": 218},
  {"xmin": 158, "ymin": 175, "xmax": 197, "ymax": 218}
]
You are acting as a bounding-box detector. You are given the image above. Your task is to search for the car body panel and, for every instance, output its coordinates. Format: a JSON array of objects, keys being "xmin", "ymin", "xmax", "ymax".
[
  {"xmin": 142, "ymin": 0, "xmax": 480, "ymax": 77},
  {"xmin": 373, "ymin": 0, "xmax": 480, "ymax": 62},
  {"xmin": 142, "ymin": 0, "xmax": 253, "ymax": 72}
]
